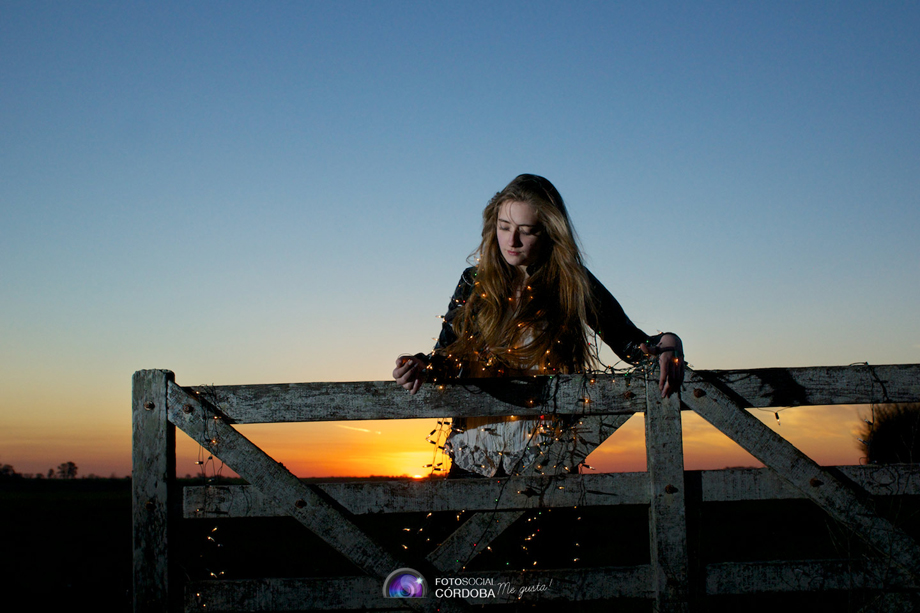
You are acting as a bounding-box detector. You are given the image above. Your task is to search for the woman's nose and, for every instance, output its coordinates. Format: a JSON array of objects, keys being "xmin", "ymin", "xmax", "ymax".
[{"xmin": 510, "ymin": 231, "xmax": 522, "ymax": 247}]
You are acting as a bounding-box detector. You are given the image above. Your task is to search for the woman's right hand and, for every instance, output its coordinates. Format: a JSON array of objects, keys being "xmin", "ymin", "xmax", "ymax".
[{"xmin": 393, "ymin": 355, "xmax": 427, "ymax": 394}]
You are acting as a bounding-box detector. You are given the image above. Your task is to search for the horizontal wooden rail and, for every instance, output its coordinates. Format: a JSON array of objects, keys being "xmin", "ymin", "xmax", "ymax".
[
  {"xmin": 685, "ymin": 363, "xmax": 919, "ymax": 409},
  {"xmin": 706, "ymin": 559, "xmax": 920, "ymax": 594},
  {"xmin": 700, "ymin": 464, "xmax": 920, "ymax": 502},
  {"xmin": 186, "ymin": 375, "xmax": 646, "ymax": 423},
  {"xmin": 184, "ymin": 363, "xmax": 920, "ymax": 424},
  {"xmin": 182, "ymin": 465, "xmax": 920, "ymax": 518}
]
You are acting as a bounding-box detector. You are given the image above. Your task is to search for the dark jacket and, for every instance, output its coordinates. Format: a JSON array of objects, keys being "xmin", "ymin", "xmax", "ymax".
[{"xmin": 423, "ymin": 266, "xmax": 660, "ymax": 377}]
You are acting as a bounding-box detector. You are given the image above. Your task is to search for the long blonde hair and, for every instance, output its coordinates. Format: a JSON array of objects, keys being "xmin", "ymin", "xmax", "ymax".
[{"xmin": 442, "ymin": 174, "xmax": 597, "ymax": 375}]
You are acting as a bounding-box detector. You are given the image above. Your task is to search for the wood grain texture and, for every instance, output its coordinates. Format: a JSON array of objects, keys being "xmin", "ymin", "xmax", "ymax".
[
  {"xmin": 181, "ymin": 363, "xmax": 920, "ymax": 424},
  {"xmin": 186, "ymin": 373, "xmax": 648, "ymax": 423},
  {"xmin": 183, "ymin": 471, "xmax": 651, "ymax": 518},
  {"xmin": 705, "ymin": 559, "xmax": 919, "ymax": 594},
  {"xmin": 684, "ymin": 363, "xmax": 919, "ymax": 408},
  {"xmin": 700, "ymin": 464, "xmax": 920, "ymax": 502},
  {"xmin": 132, "ymin": 369, "xmax": 175, "ymax": 613},
  {"xmin": 183, "ymin": 464, "xmax": 920, "ymax": 519},
  {"xmin": 646, "ymin": 389, "xmax": 690, "ymax": 612}
]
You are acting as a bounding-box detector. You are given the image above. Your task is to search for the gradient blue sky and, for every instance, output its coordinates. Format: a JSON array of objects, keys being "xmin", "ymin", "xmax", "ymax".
[{"xmin": 2, "ymin": 1, "xmax": 918, "ymax": 477}]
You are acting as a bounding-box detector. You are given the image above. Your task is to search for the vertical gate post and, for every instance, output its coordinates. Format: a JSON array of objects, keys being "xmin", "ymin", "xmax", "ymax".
[
  {"xmin": 132, "ymin": 369, "xmax": 176, "ymax": 613},
  {"xmin": 646, "ymin": 384, "xmax": 690, "ymax": 612}
]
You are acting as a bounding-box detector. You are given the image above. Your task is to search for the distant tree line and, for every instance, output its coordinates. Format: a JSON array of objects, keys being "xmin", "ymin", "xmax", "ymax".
[
  {"xmin": 0, "ymin": 464, "xmax": 22, "ymax": 480},
  {"xmin": 0, "ymin": 462, "xmax": 127, "ymax": 480}
]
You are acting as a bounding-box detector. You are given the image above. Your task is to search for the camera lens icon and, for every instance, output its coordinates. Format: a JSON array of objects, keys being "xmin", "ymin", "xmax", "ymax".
[{"xmin": 383, "ymin": 568, "xmax": 427, "ymax": 598}]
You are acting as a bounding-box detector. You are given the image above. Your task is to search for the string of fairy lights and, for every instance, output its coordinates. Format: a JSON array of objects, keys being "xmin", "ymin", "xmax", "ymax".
[
  {"xmin": 178, "ymin": 270, "xmax": 684, "ymax": 603},
  {"xmin": 395, "ymin": 266, "xmax": 673, "ymax": 588},
  {"xmin": 402, "ymin": 346, "xmax": 667, "ymax": 586},
  {"xmin": 188, "ymin": 385, "xmax": 229, "ymax": 610},
  {"xmin": 410, "ymin": 361, "xmax": 894, "ymax": 590}
]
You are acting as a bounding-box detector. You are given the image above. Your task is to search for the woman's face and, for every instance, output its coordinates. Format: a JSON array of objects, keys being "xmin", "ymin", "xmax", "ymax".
[{"xmin": 496, "ymin": 200, "xmax": 545, "ymax": 271}]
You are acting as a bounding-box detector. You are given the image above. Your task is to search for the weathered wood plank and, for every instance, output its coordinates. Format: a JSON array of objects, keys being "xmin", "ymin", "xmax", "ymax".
[
  {"xmin": 132, "ymin": 369, "xmax": 176, "ymax": 613},
  {"xmin": 701, "ymin": 464, "xmax": 920, "ymax": 502},
  {"xmin": 182, "ymin": 363, "xmax": 920, "ymax": 424},
  {"xmin": 183, "ymin": 464, "xmax": 920, "ymax": 519},
  {"xmin": 426, "ymin": 511, "xmax": 525, "ymax": 573},
  {"xmin": 705, "ymin": 559, "xmax": 919, "ymax": 594},
  {"xmin": 684, "ymin": 379, "xmax": 920, "ymax": 580},
  {"xmin": 185, "ymin": 565, "xmax": 654, "ymax": 611},
  {"xmin": 183, "ymin": 472, "xmax": 652, "ymax": 518},
  {"xmin": 685, "ymin": 363, "xmax": 920, "ymax": 409},
  {"xmin": 186, "ymin": 374, "xmax": 648, "ymax": 423},
  {"xmin": 646, "ymin": 388, "xmax": 690, "ymax": 612}
]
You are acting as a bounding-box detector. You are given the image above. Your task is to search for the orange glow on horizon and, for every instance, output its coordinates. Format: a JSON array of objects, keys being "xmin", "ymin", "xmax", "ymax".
[
  {"xmin": 1, "ymin": 397, "xmax": 866, "ymax": 480},
  {"xmin": 167, "ymin": 405, "xmax": 867, "ymax": 481}
]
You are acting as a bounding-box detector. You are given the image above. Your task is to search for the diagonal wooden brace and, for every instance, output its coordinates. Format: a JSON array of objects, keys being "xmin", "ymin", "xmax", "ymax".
[
  {"xmin": 167, "ymin": 382, "xmax": 400, "ymax": 573},
  {"xmin": 166, "ymin": 382, "xmax": 461, "ymax": 612},
  {"xmin": 427, "ymin": 511, "xmax": 525, "ymax": 573},
  {"xmin": 682, "ymin": 374, "xmax": 920, "ymax": 579}
]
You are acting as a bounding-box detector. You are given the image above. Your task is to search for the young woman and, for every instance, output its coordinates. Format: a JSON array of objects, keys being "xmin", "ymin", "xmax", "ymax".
[{"xmin": 393, "ymin": 174, "xmax": 684, "ymax": 477}]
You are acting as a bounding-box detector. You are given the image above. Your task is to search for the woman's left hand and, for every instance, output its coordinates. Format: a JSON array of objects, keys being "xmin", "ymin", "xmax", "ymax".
[{"xmin": 640, "ymin": 333, "xmax": 684, "ymax": 398}]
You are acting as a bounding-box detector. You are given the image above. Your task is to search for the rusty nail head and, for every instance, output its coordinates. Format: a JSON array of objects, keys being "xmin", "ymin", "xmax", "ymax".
[
  {"xmin": 183, "ymin": 404, "xmax": 194, "ymax": 414},
  {"xmin": 295, "ymin": 499, "xmax": 307, "ymax": 509},
  {"xmin": 665, "ymin": 484, "xmax": 678, "ymax": 494},
  {"xmin": 809, "ymin": 478, "xmax": 823, "ymax": 487},
  {"xmin": 145, "ymin": 500, "xmax": 155, "ymax": 511},
  {"xmin": 623, "ymin": 390, "xmax": 635, "ymax": 400},
  {"xmin": 693, "ymin": 388, "xmax": 705, "ymax": 398},
  {"xmin": 144, "ymin": 401, "xmax": 155, "ymax": 410}
]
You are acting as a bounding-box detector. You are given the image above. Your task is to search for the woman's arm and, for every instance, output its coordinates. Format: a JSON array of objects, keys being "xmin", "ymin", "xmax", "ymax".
[
  {"xmin": 393, "ymin": 267, "xmax": 477, "ymax": 394},
  {"xmin": 586, "ymin": 269, "xmax": 685, "ymax": 398}
]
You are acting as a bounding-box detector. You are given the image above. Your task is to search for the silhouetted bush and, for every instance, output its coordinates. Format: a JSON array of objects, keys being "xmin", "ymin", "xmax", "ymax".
[{"xmin": 859, "ymin": 403, "xmax": 920, "ymax": 464}]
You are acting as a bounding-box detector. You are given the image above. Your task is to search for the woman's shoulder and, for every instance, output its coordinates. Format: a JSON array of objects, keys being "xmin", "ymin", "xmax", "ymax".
[
  {"xmin": 458, "ymin": 266, "xmax": 478, "ymax": 282},
  {"xmin": 452, "ymin": 266, "xmax": 478, "ymax": 294}
]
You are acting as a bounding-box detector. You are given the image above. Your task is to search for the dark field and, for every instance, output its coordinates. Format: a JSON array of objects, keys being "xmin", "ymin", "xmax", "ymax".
[
  {"xmin": 2, "ymin": 478, "xmax": 918, "ymax": 612},
  {"xmin": 1, "ymin": 479, "xmax": 133, "ymax": 612}
]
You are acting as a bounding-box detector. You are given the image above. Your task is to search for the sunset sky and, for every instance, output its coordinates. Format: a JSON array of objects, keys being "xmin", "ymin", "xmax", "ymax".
[{"xmin": 2, "ymin": 1, "xmax": 918, "ymax": 479}]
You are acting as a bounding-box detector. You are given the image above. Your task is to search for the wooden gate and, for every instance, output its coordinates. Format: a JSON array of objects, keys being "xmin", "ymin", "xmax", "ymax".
[{"xmin": 132, "ymin": 364, "xmax": 920, "ymax": 612}]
